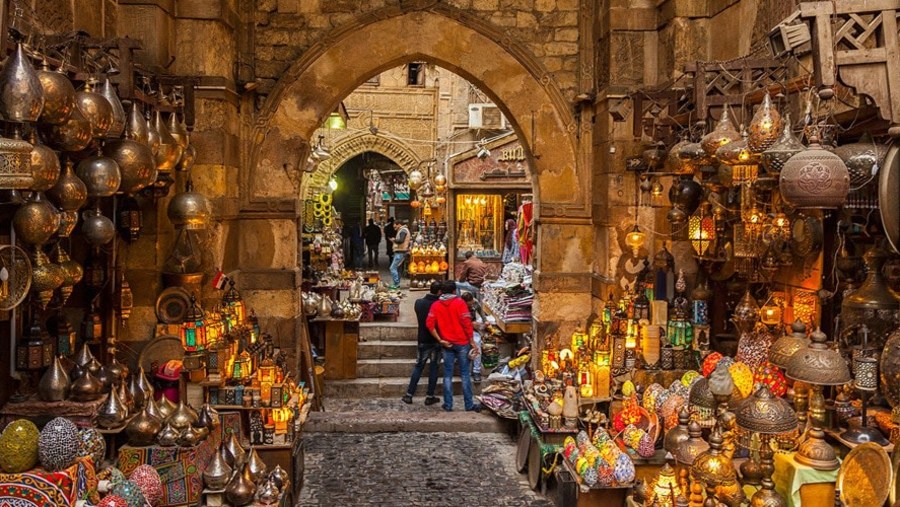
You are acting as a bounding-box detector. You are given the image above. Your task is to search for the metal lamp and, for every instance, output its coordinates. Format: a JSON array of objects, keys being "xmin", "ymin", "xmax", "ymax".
[
  {"xmin": 841, "ymin": 325, "xmax": 889, "ymax": 445},
  {"xmin": 734, "ymin": 386, "xmax": 798, "ymax": 507}
]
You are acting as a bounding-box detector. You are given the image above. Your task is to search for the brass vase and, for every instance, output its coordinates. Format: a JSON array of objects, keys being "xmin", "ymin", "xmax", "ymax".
[
  {"xmin": 246, "ymin": 447, "xmax": 267, "ymax": 482},
  {"xmin": 38, "ymin": 355, "xmax": 70, "ymax": 401},
  {"xmin": 37, "ymin": 63, "xmax": 76, "ymax": 125},
  {"xmin": 95, "ymin": 388, "xmax": 127, "ymax": 428},
  {"xmin": 0, "ymin": 44, "xmax": 44, "ymax": 123},
  {"xmin": 225, "ymin": 462, "xmax": 257, "ymax": 506},
  {"xmin": 203, "ymin": 446, "xmax": 232, "ymax": 489},
  {"xmin": 126, "ymin": 405, "xmax": 163, "ymax": 446}
]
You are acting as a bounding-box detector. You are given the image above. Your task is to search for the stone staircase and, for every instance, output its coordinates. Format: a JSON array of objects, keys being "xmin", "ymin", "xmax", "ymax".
[{"xmin": 309, "ymin": 317, "xmax": 507, "ymax": 434}]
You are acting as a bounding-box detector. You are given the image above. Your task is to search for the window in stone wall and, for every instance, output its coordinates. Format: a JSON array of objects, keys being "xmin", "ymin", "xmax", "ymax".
[{"xmin": 407, "ymin": 62, "xmax": 425, "ymax": 86}]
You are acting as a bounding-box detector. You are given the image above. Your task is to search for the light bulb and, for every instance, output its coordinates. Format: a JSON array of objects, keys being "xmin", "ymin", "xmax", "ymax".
[{"xmin": 328, "ymin": 177, "xmax": 338, "ymax": 191}]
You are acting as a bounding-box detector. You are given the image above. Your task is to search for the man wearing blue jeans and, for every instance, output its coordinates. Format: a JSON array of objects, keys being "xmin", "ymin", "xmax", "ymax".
[
  {"xmin": 389, "ymin": 220, "xmax": 410, "ymax": 289},
  {"xmin": 402, "ymin": 281, "xmax": 442, "ymax": 405},
  {"xmin": 426, "ymin": 280, "xmax": 481, "ymax": 412}
]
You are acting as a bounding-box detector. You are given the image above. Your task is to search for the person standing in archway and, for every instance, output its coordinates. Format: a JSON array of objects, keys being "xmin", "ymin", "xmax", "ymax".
[
  {"xmin": 426, "ymin": 280, "xmax": 481, "ymax": 412},
  {"xmin": 402, "ymin": 281, "xmax": 442, "ymax": 406},
  {"xmin": 384, "ymin": 217, "xmax": 396, "ymax": 259},
  {"xmin": 364, "ymin": 218, "xmax": 382, "ymax": 268},
  {"xmin": 389, "ymin": 219, "xmax": 410, "ymax": 289}
]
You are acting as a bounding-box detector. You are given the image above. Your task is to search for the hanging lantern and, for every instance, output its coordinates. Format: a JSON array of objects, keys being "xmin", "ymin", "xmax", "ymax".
[
  {"xmin": 624, "ymin": 225, "xmax": 646, "ymax": 257},
  {"xmin": 75, "ymin": 80, "xmax": 114, "ymax": 139},
  {"xmin": 761, "ymin": 114, "xmax": 804, "ymax": 175},
  {"xmin": 231, "ymin": 351, "xmax": 252, "ymax": 380},
  {"xmin": 53, "ymin": 313, "xmax": 77, "ymax": 357},
  {"xmin": 0, "ymin": 44, "xmax": 44, "ymax": 123},
  {"xmin": 118, "ymin": 196, "xmax": 143, "ymax": 242},
  {"xmin": 689, "ymin": 203, "xmax": 715, "ymax": 258},
  {"xmin": 82, "ymin": 304, "xmax": 104, "ymax": 345},
  {"xmin": 17, "ymin": 318, "xmax": 54, "ymax": 370},
  {"xmin": 181, "ymin": 295, "xmax": 207, "ymax": 352},
  {"xmin": 223, "ymin": 280, "xmax": 246, "ymax": 325},
  {"xmin": 700, "ymin": 106, "xmax": 740, "ymax": 158},
  {"xmin": 747, "ymin": 93, "xmax": 783, "ymax": 153},
  {"xmin": 779, "ymin": 137, "xmax": 850, "ymax": 209}
]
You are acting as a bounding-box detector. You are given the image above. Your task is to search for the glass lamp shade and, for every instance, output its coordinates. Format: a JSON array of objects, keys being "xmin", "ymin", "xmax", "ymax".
[
  {"xmin": 231, "ymin": 352, "xmax": 252, "ymax": 380},
  {"xmin": 181, "ymin": 295, "xmax": 206, "ymax": 352},
  {"xmin": 760, "ymin": 303, "xmax": 783, "ymax": 326},
  {"xmin": 625, "ymin": 225, "xmax": 646, "ymax": 257},
  {"xmin": 651, "ymin": 463, "xmax": 681, "ymax": 503},
  {"xmin": 689, "ymin": 214, "xmax": 715, "ymax": 257},
  {"xmin": 688, "ymin": 377, "xmax": 717, "ymax": 428},
  {"xmin": 324, "ymin": 112, "xmax": 346, "ymax": 129},
  {"xmin": 257, "ymin": 359, "xmax": 277, "ymax": 384}
]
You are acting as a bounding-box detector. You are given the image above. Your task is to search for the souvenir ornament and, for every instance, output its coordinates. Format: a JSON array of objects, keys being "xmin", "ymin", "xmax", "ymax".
[
  {"xmin": 98, "ymin": 496, "xmax": 128, "ymax": 507},
  {"xmin": 130, "ymin": 464, "xmax": 163, "ymax": 506},
  {"xmin": 77, "ymin": 427, "xmax": 107, "ymax": 467},
  {"xmin": 111, "ymin": 479, "xmax": 148, "ymax": 507},
  {"xmin": 0, "ymin": 419, "xmax": 40, "ymax": 473},
  {"xmin": 38, "ymin": 417, "xmax": 79, "ymax": 471}
]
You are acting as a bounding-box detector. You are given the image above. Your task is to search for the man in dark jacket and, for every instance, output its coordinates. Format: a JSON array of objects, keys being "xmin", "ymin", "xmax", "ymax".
[
  {"xmin": 402, "ymin": 281, "xmax": 442, "ymax": 405},
  {"xmin": 384, "ymin": 217, "xmax": 396, "ymax": 257},
  {"xmin": 364, "ymin": 219, "xmax": 382, "ymax": 268},
  {"xmin": 426, "ymin": 280, "xmax": 481, "ymax": 412}
]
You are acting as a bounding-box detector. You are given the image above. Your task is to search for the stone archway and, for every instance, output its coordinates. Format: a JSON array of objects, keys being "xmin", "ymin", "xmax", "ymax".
[
  {"xmin": 242, "ymin": 5, "xmax": 595, "ymax": 333},
  {"xmin": 302, "ymin": 132, "xmax": 421, "ymax": 200}
]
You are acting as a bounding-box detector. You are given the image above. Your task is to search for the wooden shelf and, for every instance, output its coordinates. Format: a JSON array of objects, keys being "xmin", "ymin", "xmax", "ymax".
[{"xmin": 409, "ymin": 271, "xmax": 447, "ymax": 276}]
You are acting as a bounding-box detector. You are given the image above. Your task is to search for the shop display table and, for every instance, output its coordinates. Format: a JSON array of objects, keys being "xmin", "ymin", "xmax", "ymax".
[
  {"xmin": 483, "ymin": 303, "xmax": 531, "ymax": 334},
  {"xmin": 117, "ymin": 428, "xmax": 222, "ymax": 507},
  {"xmin": 772, "ymin": 451, "xmax": 838, "ymax": 507},
  {"xmin": 308, "ymin": 318, "xmax": 359, "ymax": 379}
]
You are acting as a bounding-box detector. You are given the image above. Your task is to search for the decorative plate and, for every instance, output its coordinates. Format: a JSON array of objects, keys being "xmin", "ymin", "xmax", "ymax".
[
  {"xmin": 880, "ymin": 144, "xmax": 899, "ymax": 254},
  {"xmin": 155, "ymin": 286, "xmax": 191, "ymax": 324},
  {"xmin": 838, "ymin": 442, "xmax": 892, "ymax": 507}
]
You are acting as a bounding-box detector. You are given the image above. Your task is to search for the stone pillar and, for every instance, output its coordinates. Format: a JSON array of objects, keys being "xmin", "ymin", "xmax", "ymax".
[{"xmin": 117, "ymin": 0, "xmax": 175, "ymax": 68}]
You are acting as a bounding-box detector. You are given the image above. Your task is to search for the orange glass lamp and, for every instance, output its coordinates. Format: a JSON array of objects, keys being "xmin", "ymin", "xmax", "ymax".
[
  {"xmin": 689, "ymin": 205, "xmax": 716, "ymax": 258},
  {"xmin": 625, "ymin": 225, "xmax": 646, "ymax": 257},
  {"xmin": 760, "ymin": 300, "xmax": 783, "ymax": 328},
  {"xmin": 272, "ymin": 407, "xmax": 292, "ymax": 434},
  {"xmin": 181, "ymin": 295, "xmax": 207, "ymax": 352}
]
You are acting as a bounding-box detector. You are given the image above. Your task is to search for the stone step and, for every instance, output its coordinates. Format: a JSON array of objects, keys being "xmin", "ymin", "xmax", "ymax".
[
  {"xmin": 324, "ymin": 376, "xmax": 478, "ymax": 398},
  {"xmin": 357, "ymin": 340, "xmax": 417, "ymax": 359},
  {"xmin": 358, "ymin": 323, "xmax": 418, "ymax": 341},
  {"xmin": 357, "ymin": 358, "xmax": 474, "ymax": 378},
  {"xmin": 305, "ymin": 398, "xmax": 510, "ymax": 433}
]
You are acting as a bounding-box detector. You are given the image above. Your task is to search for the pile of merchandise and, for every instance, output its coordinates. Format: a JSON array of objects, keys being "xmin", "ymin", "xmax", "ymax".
[{"xmin": 482, "ymin": 262, "xmax": 533, "ymax": 323}]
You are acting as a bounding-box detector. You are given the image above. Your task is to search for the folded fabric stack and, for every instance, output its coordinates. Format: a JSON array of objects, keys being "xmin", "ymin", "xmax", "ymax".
[{"xmin": 483, "ymin": 263, "xmax": 533, "ymax": 323}]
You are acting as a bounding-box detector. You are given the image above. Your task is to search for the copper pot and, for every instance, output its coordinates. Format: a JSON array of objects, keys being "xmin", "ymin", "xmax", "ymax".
[
  {"xmin": 0, "ymin": 44, "xmax": 44, "ymax": 123},
  {"xmin": 29, "ymin": 133, "xmax": 60, "ymax": 192},
  {"xmin": 103, "ymin": 138, "xmax": 156, "ymax": 194},
  {"xmin": 46, "ymin": 160, "xmax": 87, "ymax": 212},
  {"xmin": 75, "ymin": 82, "xmax": 113, "ymax": 139},
  {"xmin": 13, "ymin": 193, "xmax": 59, "ymax": 246},
  {"xmin": 41, "ymin": 104, "xmax": 92, "ymax": 152},
  {"xmin": 37, "ymin": 64, "xmax": 76, "ymax": 125},
  {"xmin": 76, "ymin": 154, "xmax": 121, "ymax": 198}
]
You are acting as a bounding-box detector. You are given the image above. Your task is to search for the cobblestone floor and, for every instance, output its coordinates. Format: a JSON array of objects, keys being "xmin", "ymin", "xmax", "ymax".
[{"xmin": 298, "ymin": 432, "xmax": 554, "ymax": 506}]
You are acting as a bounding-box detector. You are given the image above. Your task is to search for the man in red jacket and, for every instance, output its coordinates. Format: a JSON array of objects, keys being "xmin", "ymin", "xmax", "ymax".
[{"xmin": 426, "ymin": 280, "xmax": 481, "ymax": 412}]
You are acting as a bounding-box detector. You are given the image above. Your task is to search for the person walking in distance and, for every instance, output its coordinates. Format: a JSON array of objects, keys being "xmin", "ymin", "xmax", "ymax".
[
  {"xmin": 364, "ymin": 218, "xmax": 382, "ymax": 269},
  {"xmin": 389, "ymin": 220, "xmax": 410, "ymax": 289},
  {"xmin": 426, "ymin": 280, "xmax": 482, "ymax": 412},
  {"xmin": 384, "ymin": 216, "xmax": 396, "ymax": 258},
  {"xmin": 401, "ymin": 281, "xmax": 442, "ymax": 406}
]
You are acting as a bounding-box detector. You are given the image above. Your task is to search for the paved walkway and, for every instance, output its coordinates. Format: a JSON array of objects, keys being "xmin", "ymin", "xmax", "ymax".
[{"xmin": 298, "ymin": 432, "xmax": 554, "ymax": 507}]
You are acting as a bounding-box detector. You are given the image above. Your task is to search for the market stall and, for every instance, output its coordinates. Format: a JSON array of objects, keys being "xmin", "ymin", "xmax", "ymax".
[{"xmin": 447, "ymin": 133, "xmax": 534, "ymax": 279}]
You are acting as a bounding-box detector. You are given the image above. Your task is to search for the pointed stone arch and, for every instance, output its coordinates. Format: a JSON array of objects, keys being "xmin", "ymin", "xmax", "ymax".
[{"xmin": 302, "ymin": 132, "xmax": 421, "ymax": 199}]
